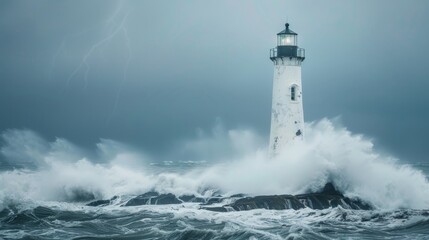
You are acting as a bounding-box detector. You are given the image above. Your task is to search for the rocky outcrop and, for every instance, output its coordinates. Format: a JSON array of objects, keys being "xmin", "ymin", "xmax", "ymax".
[
  {"xmin": 203, "ymin": 183, "xmax": 372, "ymax": 212},
  {"xmin": 121, "ymin": 193, "xmax": 224, "ymax": 206},
  {"xmin": 124, "ymin": 192, "xmax": 182, "ymax": 206},
  {"xmin": 87, "ymin": 183, "xmax": 372, "ymax": 211}
]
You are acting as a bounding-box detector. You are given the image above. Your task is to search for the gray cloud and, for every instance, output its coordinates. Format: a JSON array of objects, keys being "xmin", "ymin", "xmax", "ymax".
[{"xmin": 0, "ymin": 0, "xmax": 428, "ymax": 161}]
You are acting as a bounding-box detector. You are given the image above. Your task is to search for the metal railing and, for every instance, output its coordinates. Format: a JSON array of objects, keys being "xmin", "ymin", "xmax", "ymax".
[
  {"xmin": 297, "ymin": 48, "xmax": 305, "ymax": 58},
  {"xmin": 270, "ymin": 48, "xmax": 278, "ymax": 59},
  {"xmin": 270, "ymin": 47, "xmax": 305, "ymax": 59}
]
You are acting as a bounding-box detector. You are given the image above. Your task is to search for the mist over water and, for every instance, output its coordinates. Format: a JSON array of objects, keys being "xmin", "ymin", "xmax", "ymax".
[{"xmin": 1, "ymin": 118, "xmax": 428, "ymax": 212}]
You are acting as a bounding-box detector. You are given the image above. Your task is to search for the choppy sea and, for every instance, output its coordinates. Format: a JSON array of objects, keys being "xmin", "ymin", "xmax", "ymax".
[
  {"xmin": 1, "ymin": 120, "xmax": 429, "ymax": 239},
  {"xmin": 1, "ymin": 162, "xmax": 428, "ymax": 240}
]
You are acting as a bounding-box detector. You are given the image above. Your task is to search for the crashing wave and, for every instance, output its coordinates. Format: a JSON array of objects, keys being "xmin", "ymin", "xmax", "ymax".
[{"xmin": 1, "ymin": 119, "xmax": 428, "ymax": 211}]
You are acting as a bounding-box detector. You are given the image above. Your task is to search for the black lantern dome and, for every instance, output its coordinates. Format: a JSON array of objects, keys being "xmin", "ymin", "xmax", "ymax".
[{"xmin": 270, "ymin": 23, "xmax": 305, "ymax": 61}]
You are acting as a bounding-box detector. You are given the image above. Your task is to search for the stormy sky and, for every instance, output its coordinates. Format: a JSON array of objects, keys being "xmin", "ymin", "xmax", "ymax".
[{"xmin": 1, "ymin": 0, "xmax": 428, "ymax": 162}]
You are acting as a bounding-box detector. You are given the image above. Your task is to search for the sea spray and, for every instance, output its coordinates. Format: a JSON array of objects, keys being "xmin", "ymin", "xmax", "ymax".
[{"xmin": 0, "ymin": 119, "xmax": 428, "ymax": 210}]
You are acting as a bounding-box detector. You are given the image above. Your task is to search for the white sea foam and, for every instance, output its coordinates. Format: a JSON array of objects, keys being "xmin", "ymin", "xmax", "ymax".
[{"xmin": 0, "ymin": 119, "xmax": 428, "ymax": 210}]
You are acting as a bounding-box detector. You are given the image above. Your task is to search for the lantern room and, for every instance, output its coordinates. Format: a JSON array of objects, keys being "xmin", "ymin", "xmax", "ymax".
[{"xmin": 277, "ymin": 23, "xmax": 297, "ymax": 46}]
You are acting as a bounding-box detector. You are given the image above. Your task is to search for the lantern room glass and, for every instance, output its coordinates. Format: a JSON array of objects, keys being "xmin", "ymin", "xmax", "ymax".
[{"xmin": 277, "ymin": 34, "xmax": 297, "ymax": 46}]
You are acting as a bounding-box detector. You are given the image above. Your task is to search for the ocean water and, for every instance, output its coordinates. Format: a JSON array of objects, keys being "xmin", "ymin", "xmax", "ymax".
[{"xmin": 1, "ymin": 119, "xmax": 429, "ymax": 239}]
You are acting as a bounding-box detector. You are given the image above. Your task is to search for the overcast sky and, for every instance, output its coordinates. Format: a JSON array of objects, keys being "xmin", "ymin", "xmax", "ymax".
[{"xmin": 1, "ymin": 0, "xmax": 428, "ymax": 162}]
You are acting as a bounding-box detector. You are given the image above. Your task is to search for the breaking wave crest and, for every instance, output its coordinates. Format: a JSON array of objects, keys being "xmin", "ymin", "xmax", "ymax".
[{"xmin": 0, "ymin": 119, "xmax": 428, "ymax": 210}]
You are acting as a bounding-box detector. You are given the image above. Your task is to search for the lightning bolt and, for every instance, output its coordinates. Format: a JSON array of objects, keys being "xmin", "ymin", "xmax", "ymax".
[
  {"xmin": 65, "ymin": 4, "xmax": 129, "ymax": 91},
  {"xmin": 50, "ymin": 1, "xmax": 132, "ymax": 126}
]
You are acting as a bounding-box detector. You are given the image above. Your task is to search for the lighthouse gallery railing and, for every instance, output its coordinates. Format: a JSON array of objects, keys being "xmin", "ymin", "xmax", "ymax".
[{"xmin": 270, "ymin": 47, "xmax": 305, "ymax": 59}]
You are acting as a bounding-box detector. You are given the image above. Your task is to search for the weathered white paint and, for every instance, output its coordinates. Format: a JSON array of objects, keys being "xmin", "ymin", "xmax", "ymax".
[{"xmin": 269, "ymin": 57, "xmax": 304, "ymax": 156}]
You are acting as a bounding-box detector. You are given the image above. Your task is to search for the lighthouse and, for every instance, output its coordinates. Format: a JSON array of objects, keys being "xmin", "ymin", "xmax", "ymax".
[{"xmin": 269, "ymin": 23, "xmax": 305, "ymax": 156}]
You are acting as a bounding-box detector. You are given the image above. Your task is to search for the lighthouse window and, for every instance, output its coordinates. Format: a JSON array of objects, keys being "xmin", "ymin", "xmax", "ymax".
[
  {"xmin": 291, "ymin": 86, "xmax": 296, "ymax": 101},
  {"xmin": 277, "ymin": 35, "xmax": 297, "ymax": 46}
]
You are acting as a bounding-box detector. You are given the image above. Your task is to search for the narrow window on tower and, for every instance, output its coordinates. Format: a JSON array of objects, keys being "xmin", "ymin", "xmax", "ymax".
[{"xmin": 291, "ymin": 86, "xmax": 296, "ymax": 101}]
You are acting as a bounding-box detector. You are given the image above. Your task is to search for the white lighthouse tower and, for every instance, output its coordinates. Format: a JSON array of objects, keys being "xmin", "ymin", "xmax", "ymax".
[{"xmin": 269, "ymin": 23, "xmax": 305, "ymax": 156}]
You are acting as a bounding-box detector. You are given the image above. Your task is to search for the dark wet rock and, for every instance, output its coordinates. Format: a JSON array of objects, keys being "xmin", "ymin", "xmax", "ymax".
[
  {"xmin": 201, "ymin": 197, "xmax": 224, "ymax": 205},
  {"xmin": 87, "ymin": 196, "xmax": 118, "ymax": 207},
  {"xmin": 178, "ymin": 195, "xmax": 206, "ymax": 203},
  {"xmin": 199, "ymin": 195, "xmax": 298, "ymax": 211},
  {"xmin": 320, "ymin": 182, "xmax": 340, "ymax": 195},
  {"xmin": 124, "ymin": 193, "xmax": 158, "ymax": 206},
  {"xmin": 204, "ymin": 183, "xmax": 372, "ymax": 212},
  {"xmin": 138, "ymin": 191, "xmax": 159, "ymax": 198},
  {"xmin": 125, "ymin": 192, "xmax": 182, "ymax": 206},
  {"xmin": 294, "ymin": 192, "xmax": 370, "ymax": 210},
  {"xmin": 200, "ymin": 207, "xmax": 229, "ymax": 212},
  {"xmin": 230, "ymin": 193, "xmax": 247, "ymax": 198},
  {"xmin": 153, "ymin": 194, "xmax": 182, "ymax": 205},
  {"xmin": 227, "ymin": 194, "xmax": 304, "ymax": 211},
  {"xmin": 87, "ymin": 199, "xmax": 111, "ymax": 207}
]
